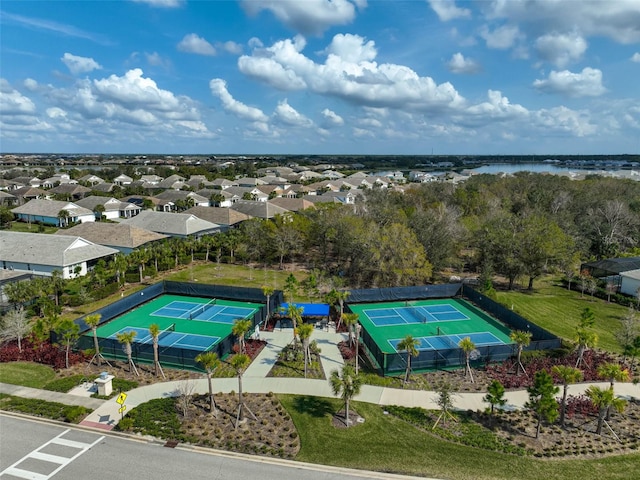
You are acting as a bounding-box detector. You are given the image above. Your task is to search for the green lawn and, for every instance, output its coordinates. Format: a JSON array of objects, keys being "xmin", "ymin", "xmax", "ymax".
[
  {"xmin": 5, "ymin": 222, "xmax": 58, "ymax": 234},
  {"xmin": 0, "ymin": 362, "xmax": 56, "ymax": 388},
  {"xmin": 280, "ymin": 395, "xmax": 640, "ymax": 480},
  {"xmin": 494, "ymin": 277, "xmax": 629, "ymax": 353}
]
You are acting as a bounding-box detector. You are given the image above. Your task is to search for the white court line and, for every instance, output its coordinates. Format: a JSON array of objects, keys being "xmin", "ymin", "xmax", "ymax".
[{"xmin": 0, "ymin": 429, "xmax": 104, "ymax": 480}]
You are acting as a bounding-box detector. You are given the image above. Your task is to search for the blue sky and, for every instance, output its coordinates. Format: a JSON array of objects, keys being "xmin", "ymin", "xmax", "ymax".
[{"xmin": 1, "ymin": 0, "xmax": 639, "ymax": 155}]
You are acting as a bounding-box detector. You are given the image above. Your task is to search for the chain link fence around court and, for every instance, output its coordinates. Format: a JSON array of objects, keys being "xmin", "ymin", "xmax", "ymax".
[
  {"xmin": 74, "ymin": 281, "xmax": 283, "ymax": 370},
  {"xmin": 353, "ymin": 284, "xmax": 562, "ymax": 376}
]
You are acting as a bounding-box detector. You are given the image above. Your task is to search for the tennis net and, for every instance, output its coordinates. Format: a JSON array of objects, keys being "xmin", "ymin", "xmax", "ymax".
[
  {"xmin": 442, "ymin": 334, "xmax": 459, "ymax": 349},
  {"xmin": 152, "ymin": 323, "xmax": 175, "ymax": 343},
  {"xmin": 408, "ymin": 306, "xmax": 428, "ymax": 323},
  {"xmin": 190, "ymin": 300, "xmax": 217, "ymax": 320}
]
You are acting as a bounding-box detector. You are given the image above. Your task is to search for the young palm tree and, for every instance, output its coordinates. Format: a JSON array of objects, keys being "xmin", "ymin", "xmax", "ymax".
[
  {"xmin": 84, "ymin": 314, "xmax": 111, "ymax": 367},
  {"xmin": 354, "ymin": 323, "xmax": 362, "ymax": 375},
  {"xmin": 483, "ymin": 380, "xmax": 507, "ymax": 415},
  {"xmin": 329, "ymin": 364, "xmax": 362, "ymax": 427},
  {"xmin": 458, "ymin": 336, "xmax": 476, "ymax": 384},
  {"xmin": 195, "ymin": 351, "xmax": 221, "ymax": 416},
  {"xmin": 397, "ymin": 335, "xmax": 420, "ymax": 386},
  {"xmin": 232, "ymin": 318, "xmax": 252, "ymax": 354},
  {"xmin": 552, "ymin": 365, "xmax": 583, "ymax": 427},
  {"xmin": 341, "ymin": 313, "xmax": 359, "ymax": 347},
  {"xmin": 116, "ymin": 330, "xmax": 139, "ymax": 375},
  {"xmin": 55, "ymin": 318, "xmax": 80, "ymax": 369},
  {"xmin": 586, "ymin": 385, "xmax": 627, "ymax": 435},
  {"xmin": 148, "ymin": 323, "xmax": 165, "ymax": 379},
  {"xmin": 261, "ymin": 285, "xmax": 275, "ymax": 325},
  {"xmin": 575, "ymin": 328, "xmax": 598, "ymax": 368},
  {"xmin": 597, "ymin": 362, "xmax": 630, "ymax": 420},
  {"xmin": 286, "ymin": 304, "xmax": 304, "ymax": 346},
  {"xmin": 509, "ymin": 330, "xmax": 532, "ymax": 376},
  {"xmin": 230, "ymin": 353, "xmax": 255, "ymax": 429},
  {"xmin": 334, "ymin": 290, "xmax": 350, "ymax": 331},
  {"xmin": 296, "ymin": 323, "xmax": 314, "ymax": 378}
]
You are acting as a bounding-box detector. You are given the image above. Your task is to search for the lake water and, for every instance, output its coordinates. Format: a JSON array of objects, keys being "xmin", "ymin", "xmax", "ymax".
[{"xmin": 470, "ymin": 163, "xmax": 618, "ymax": 175}]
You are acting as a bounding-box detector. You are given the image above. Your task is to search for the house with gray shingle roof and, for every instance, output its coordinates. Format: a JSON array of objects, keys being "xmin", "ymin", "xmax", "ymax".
[
  {"xmin": 0, "ymin": 191, "xmax": 17, "ymax": 207},
  {"xmin": 229, "ymin": 200, "xmax": 289, "ymax": 219},
  {"xmin": 154, "ymin": 190, "xmax": 209, "ymax": 208},
  {"xmin": 120, "ymin": 210, "xmax": 220, "ymax": 238},
  {"xmin": 11, "ymin": 186, "xmax": 50, "ymax": 205},
  {"xmin": 0, "ymin": 231, "xmax": 118, "ymax": 279},
  {"xmin": 56, "ymin": 223, "xmax": 167, "ymax": 254},
  {"xmin": 75, "ymin": 196, "xmax": 141, "ymax": 220},
  {"xmin": 47, "ymin": 183, "xmax": 92, "ymax": 201},
  {"xmin": 183, "ymin": 206, "xmax": 251, "ymax": 231},
  {"xmin": 210, "ymin": 178, "xmax": 237, "ymax": 189},
  {"xmin": 78, "ymin": 174, "xmax": 105, "ymax": 185},
  {"xmin": 91, "ymin": 182, "xmax": 117, "ymax": 194},
  {"xmin": 12, "ymin": 199, "xmax": 95, "ymax": 226},
  {"xmin": 225, "ymin": 186, "xmax": 268, "ymax": 202},
  {"xmin": 268, "ymin": 197, "xmax": 315, "ymax": 212}
]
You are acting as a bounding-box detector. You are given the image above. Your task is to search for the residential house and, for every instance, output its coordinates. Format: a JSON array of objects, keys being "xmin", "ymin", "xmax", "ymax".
[
  {"xmin": 158, "ymin": 174, "xmax": 186, "ymax": 190},
  {"xmin": 121, "ymin": 195, "xmax": 173, "ymax": 212},
  {"xmin": 78, "ymin": 174, "xmax": 105, "ymax": 186},
  {"xmin": 12, "ymin": 199, "xmax": 95, "ymax": 226},
  {"xmin": 113, "ymin": 174, "xmax": 133, "ymax": 186},
  {"xmin": 184, "ymin": 206, "xmax": 251, "ymax": 231},
  {"xmin": 120, "ymin": 210, "xmax": 220, "ymax": 238},
  {"xmin": 210, "ymin": 178, "xmax": 237, "ymax": 189},
  {"xmin": 235, "ymin": 177, "xmax": 267, "ymax": 187},
  {"xmin": 0, "ymin": 231, "xmax": 118, "ymax": 279},
  {"xmin": 91, "ymin": 183, "xmax": 117, "ymax": 194},
  {"xmin": 56, "ymin": 223, "xmax": 167, "ymax": 254},
  {"xmin": 153, "ymin": 190, "xmax": 209, "ymax": 209},
  {"xmin": 268, "ymin": 197, "xmax": 315, "ymax": 212},
  {"xmin": 0, "ymin": 191, "xmax": 17, "ymax": 207},
  {"xmin": 224, "ymin": 186, "xmax": 268, "ymax": 202},
  {"xmin": 47, "ymin": 184, "xmax": 92, "ymax": 201},
  {"xmin": 10, "ymin": 186, "xmax": 50, "ymax": 205},
  {"xmin": 75, "ymin": 196, "xmax": 141, "ymax": 220},
  {"xmin": 620, "ymin": 269, "xmax": 640, "ymax": 298},
  {"xmin": 229, "ymin": 200, "xmax": 289, "ymax": 219}
]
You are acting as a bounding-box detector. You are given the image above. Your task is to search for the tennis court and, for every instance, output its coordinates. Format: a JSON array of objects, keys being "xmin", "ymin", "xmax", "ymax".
[
  {"xmin": 349, "ymin": 298, "xmax": 512, "ymax": 356},
  {"xmin": 109, "ymin": 326, "xmax": 220, "ymax": 350},
  {"xmin": 93, "ymin": 294, "xmax": 261, "ymax": 354}
]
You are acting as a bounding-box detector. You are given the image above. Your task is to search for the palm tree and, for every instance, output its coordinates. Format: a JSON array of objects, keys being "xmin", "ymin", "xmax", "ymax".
[
  {"xmin": 112, "ymin": 253, "xmax": 128, "ymax": 287},
  {"xmin": 232, "ymin": 318, "xmax": 252, "ymax": 354},
  {"xmin": 597, "ymin": 362, "xmax": 630, "ymax": 420},
  {"xmin": 354, "ymin": 323, "xmax": 362, "ymax": 374},
  {"xmin": 484, "ymin": 380, "xmax": 507, "ymax": 415},
  {"xmin": 552, "ymin": 365, "xmax": 583, "ymax": 427},
  {"xmin": 334, "ymin": 290, "xmax": 350, "ymax": 331},
  {"xmin": 586, "ymin": 385, "xmax": 627, "ymax": 435},
  {"xmin": 195, "ymin": 351, "xmax": 221, "ymax": 416},
  {"xmin": 50, "ymin": 269, "xmax": 65, "ymax": 307},
  {"xmin": 510, "ymin": 330, "xmax": 532, "ymax": 376},
  {"xmin": 575, "ymin": 328, "xmax": 598, "ymax": 368},
  {"xmin": 116, "ymin": 330, "xmax": 139, "ymax": 375},
  {"xmin": 261, "ymin": 285, "xmax": 274, "ymax": 325},
  {"xmin": 85, "ymin": 313, "xmax": 111, "ymax": 367},
  {"xmin": 286, "ymin": 304, "xmax": 304, "ymax": 346},
  {"xmin": 397, "ymin": 335, "xmax": 419, "ymax": 386},
  {"xmin": 230, "ymin": 353, "xmax": 255, "ymax": 429},
  {"xmin": 341, "ymin": 313, "xmax": 359, "ymax": 347},
  {"xmin": 148, "ymin": 323, "xmax": 165, "ymax": 378},
  {"xmin": 57, "ymin": 209, "xmax": 70, "ymax": 227},
  {"xmin": 458, "ymin": 336, "xmax": 476, "ymax": 384},
  {"xmin": 296, "ymin": 323, "xmax": 314, "ymax": 378},
  {"xmin": 329, "ymin": 364, "xmax": 362, "ymax": 427},
  {"xmin": 55, "ymin": 318, "xmax": 80, "ymax": 369}
]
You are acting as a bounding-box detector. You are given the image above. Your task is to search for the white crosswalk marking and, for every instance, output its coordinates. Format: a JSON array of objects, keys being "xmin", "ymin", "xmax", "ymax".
[{"xmin": 0, "ymin": 429, "xmax": 104, "ymax": 480}]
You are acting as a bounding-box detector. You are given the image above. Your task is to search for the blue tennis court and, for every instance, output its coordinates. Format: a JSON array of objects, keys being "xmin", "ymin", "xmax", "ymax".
[
  {"xmin": 364, "ymin": 303, "xmax": 469, "ymax": 327},
  {"xmin": 151, "ymin": 300, "xmax": 255, "ymax": 324},
  {"xmin": 110, "ymin": 326, "xmax": 220, "ymax": 351},
  {"xmin": 389, "ymin": 331, "xmax": 503, "ymax": 352}
]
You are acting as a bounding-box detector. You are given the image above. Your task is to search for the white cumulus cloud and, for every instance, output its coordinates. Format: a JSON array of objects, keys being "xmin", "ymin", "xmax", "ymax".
[
  {"xmin": 273, "ymin": 99, "xmax": 313, "ymax": 127},
  {"xmin": 446, "ymin": 52, "xmax": 480, "ymax": 74},
  {"xmin": 535, "ymin": 32, "xmax": 587, "ymax": 67},
  {"xmin": 177, "ymin": 34, "xmax": 216, "ymax": 56},
  {"xmin": 131, "ymin": 0, "xmax": 183, "ymax": 8},
  {"xmin": 240, "ymin": 0, "xmax": 366, "ymax": 36},
  {"xmin": 428, "ymin": 0, "xmax": 471, "ymax": 22},
  {"xmin": 61, "ymin": 53, "xmax": 102, "ymax": 75},
  {"xmin": 632, "ymin": 52, "xmax": 640, "ymax": 62},
  {"xmin": 480, "ymin": 24, "xmax": 522, "ymax": 49},
  {"xmin": 0, "ymin": 79, "xmax": 37, "ymax": 115},
  {"xmin": 321, "ymin": 108, "xmax": 344, "ymax": 127},
  {"xmin": 533, "ymin": 67, "xmax": 606, "ymax": 97},
  {"xmin": 238, "ymin": 34, "xmax": 466, "ymax": 113},
  {"xmin": 209, "ymin": 78, "xmax": 269, "ymax": 123}
]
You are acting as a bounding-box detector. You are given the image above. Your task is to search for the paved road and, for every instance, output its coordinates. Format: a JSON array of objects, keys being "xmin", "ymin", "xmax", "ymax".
[{"xmin": 0, "ymin": 414, "xmax": 431, "ymax": 480}]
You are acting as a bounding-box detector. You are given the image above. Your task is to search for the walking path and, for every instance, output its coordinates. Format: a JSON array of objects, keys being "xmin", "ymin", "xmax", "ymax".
[{"xmin": 1, "ymin": 328, "xmax": 639, "ymax": 432}]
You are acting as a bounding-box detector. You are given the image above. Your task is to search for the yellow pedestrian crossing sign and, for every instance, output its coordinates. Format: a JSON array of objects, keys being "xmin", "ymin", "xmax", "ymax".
[{"xmin": 116, "ymin": 392, "xmax": 127, "ymax": 405}]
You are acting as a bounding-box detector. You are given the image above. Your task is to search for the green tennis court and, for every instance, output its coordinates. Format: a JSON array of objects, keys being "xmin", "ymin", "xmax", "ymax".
[
  {"xmin": 349, "ymin": 298, "xmax": 513, "ymax": 355},
  {"xmin": 93, "ymin": 294, "xmax": 262, "ymax": 351}
]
